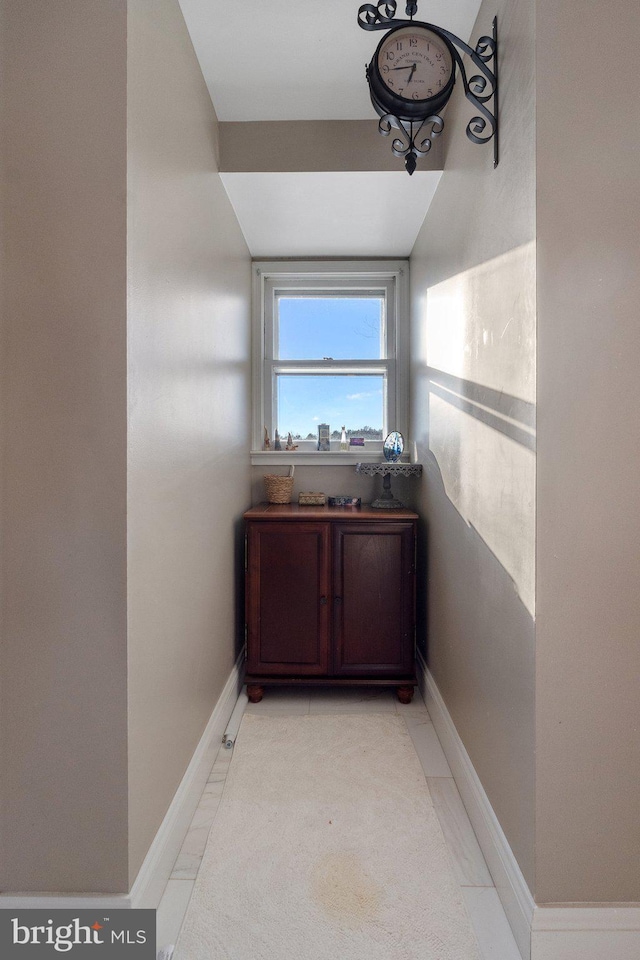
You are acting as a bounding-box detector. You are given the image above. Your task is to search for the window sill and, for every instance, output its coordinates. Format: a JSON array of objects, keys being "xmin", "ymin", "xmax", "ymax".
[
  {"xmin": 250, "ymin": 450, "xmax": 403, "ymax": 467},
  {"xmin": 251, "ymin": 447, "xmax": 411, "ymax": 467}
]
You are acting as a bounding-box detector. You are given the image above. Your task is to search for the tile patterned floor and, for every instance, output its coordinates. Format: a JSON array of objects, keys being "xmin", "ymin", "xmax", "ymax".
[{"xmin": 156, "ymin": 686, "xmax": 522, "ymax": 960}]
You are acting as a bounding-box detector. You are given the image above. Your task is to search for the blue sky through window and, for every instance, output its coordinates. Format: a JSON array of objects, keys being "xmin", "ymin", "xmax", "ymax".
[
  {"xmin": 277, "ymin": 296, "xmax": 383, "ymax": 360},
  {"xmin": 277, "ymin": 375, "xmax": 384, "ymax": 439},
  {"xmin": 276, "ymin": 296, "xmax": 385, "ymax": 438}
]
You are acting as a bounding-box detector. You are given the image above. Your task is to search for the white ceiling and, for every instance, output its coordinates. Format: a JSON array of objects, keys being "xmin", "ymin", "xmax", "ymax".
[
  {"xmin": 178, "ymin": 0, "xmax": 482, "ymax": 256},
  {"xmin": 220, "ymin": 170, "xmax": 442, "ymax": 258}
]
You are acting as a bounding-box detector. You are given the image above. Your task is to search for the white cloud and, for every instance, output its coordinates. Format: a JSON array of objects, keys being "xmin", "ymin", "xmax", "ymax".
[{"xmin": 346, "ymin": 390, "xmax": 382, "ymax": 401}]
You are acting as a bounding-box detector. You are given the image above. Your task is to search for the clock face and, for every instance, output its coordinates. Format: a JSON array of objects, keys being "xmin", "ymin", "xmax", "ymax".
[{"xmin": 376, "ymin": 25, "xmax": 454, "ymax": 103}]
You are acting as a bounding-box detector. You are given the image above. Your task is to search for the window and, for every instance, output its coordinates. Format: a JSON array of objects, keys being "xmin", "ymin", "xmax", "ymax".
[{"xmin": 252, "ymin": 261, "xmax": 408, "ymax": 462}]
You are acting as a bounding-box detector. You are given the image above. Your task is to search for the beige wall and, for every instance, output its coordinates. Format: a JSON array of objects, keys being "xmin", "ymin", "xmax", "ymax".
[
  {"xmin": 0, "ymin": 0, "xmax": 251, "ymax": 893},
  {"xmin": 535, "ymin": 0, "xmax": 640, "ymax": 903},
  {"xmin": 0, "ymin": 0, "xmax": 129, "ymax": 892},
  {"xmin": 126, "ymin": 0, "xmax": 251, "ymax": 884},
  {"xmin": 219, "ymin": 120, "xmax": 443, "ymax": 173},
  {"xmin": 411, "ymin": 0, "xmax": 640, "ymax": 907},
  {"xmin": 251, "ymin": 466, "xmax": 380, "ymax": 508},
  {"xmin": 249, "ymin": 465, "xmax": 423, "ymax": 510},
  {"xmin": 409, "ymin": 0, "xmax": 536, "ymax": 888}
]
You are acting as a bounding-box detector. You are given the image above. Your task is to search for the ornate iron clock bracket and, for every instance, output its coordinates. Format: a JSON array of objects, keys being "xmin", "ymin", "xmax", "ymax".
[{"xmin": 358, "ymin": 2, "xmax": 499, "ymax": 173}]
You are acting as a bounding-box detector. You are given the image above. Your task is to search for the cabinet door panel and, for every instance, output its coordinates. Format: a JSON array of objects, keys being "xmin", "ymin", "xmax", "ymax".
[
  {"xmin": 246, "ymin": 522, "xmax": 330, "ymax": 675},
  {"xmin": 332, "ymin": 523, "xmax": 415, "ymax": 676}
]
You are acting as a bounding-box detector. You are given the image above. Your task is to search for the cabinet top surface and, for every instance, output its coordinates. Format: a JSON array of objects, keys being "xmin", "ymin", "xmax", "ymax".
[{"xmin": 245, "ymin": 503, "xmax": 418, "ymax": 521}]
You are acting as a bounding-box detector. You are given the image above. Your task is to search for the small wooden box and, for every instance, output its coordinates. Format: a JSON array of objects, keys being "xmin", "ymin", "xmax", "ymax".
[{"xmin": 298, "ymin": 492, "xmax": 326, "ymax": 506}]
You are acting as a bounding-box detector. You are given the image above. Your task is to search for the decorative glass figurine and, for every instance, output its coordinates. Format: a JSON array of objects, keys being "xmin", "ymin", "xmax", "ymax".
[{"xmin": 383, "ymin": 431, "xmax": 404, "ymax": 462}]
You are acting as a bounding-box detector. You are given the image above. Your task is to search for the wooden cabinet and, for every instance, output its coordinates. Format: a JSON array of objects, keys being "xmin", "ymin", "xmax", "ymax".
[{"xmin": 244, "ymin": 504, "xmax": 417, "ymax": 703}]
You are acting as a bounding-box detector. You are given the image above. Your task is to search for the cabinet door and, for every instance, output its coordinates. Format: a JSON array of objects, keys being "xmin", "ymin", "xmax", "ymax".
[
  {"xmin": 246, "ymin": 521, "xmax": 330, "ymax": 676},
  {"xmin": 332, "ymin": 522, "xmax": 415, "ymax": 677}
]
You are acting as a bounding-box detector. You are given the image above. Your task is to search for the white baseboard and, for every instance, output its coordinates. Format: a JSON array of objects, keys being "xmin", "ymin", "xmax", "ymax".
[
  {"xmin": 0, "ymin": 893, "xmax": 134, "ymax": 910},
  {"xmin": 418, "ymin": 651, "xmax": 535, "ymax": 960},
  {"xmin": 130, "ymin": 650, "xmax": 245, "ymax": 908},
  {"xmin": 531, "ymin": 906, "xmax": 640, "ymax": 960},
  {"xmin": 418, "ymin": 653, "xmax": 640, "ymax": 960},
  {"xmin": 0, "ymin": 651, "xmax": 244, "ymax": 913}
]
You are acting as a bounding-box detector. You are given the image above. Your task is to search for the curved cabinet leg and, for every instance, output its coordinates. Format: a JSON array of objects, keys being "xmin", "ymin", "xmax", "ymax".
[
  {"xmin": 396, "ymin": 685, "xmax": 414, "ymax": 704},
  {"xmin": 246, "ymin": 684, "xmax": 264, "ymax": 704}
]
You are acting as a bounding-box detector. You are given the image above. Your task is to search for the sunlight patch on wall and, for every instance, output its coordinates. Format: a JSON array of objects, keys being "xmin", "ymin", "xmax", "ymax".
[
  {"xmin": 429, "ymin": 394, "xmax": 536, "ymax": 615},
  {"xmin": 425, "ymin": 242, "xmax": 536, "ymax": 615},
  {"xmin": 427, "ymin": 243, "xmax": 536, "ymax": 403}
]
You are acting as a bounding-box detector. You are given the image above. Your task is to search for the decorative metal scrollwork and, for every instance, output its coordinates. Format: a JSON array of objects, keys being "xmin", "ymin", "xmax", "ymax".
[
  {"xmin": 357, "ymin": 1, "xmax": 406, "ymax": 31},
  {"xmin": 358, "ymin": 2, "xmax": 499, "ymax": 171},
  {"xmin": 378, "ymin": 113, "xmax": 444, "ymax": 175},
  {"xmin": 442, "ymin": 22, "xmax": 498, "ymax": 154}
]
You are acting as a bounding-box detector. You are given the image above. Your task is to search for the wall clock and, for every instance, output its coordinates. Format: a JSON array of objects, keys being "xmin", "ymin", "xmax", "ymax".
[
  {"xmin": 358, "ymin": 2, "xmax": 499, "ymax": 174},
  {"xmin": 368, "ymin": 24, "xmax": 455, "ymax": 122}
]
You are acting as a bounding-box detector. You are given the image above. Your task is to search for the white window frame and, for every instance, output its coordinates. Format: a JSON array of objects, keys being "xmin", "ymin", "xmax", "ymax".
[{"xmin": 251, "ymin": 260, "xmax": 409, "ymax": 465}]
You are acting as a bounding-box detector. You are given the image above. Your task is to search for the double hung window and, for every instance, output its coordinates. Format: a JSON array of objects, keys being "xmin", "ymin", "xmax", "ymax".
[{"xmin": 252, "ymin": 262, "xmax": 408, "ymax": 460}]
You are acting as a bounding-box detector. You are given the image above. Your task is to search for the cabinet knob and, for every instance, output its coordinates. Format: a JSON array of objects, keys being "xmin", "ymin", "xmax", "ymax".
[
  {"xmin": 334, "ymin": 596, "xmax": 342, "ymax": 604},
  {"xmin": 319, "ymin": 596, "xmax": 328, "ymax": 605}
]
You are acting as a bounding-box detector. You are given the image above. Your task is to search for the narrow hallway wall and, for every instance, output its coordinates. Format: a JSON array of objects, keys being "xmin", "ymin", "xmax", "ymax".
[
  {"xmin": 0, "ymin": 0, "xmax": 252, "ymax": 895},
  {"xmin": 126, "ymin": 0, "xmax": 252, "ymax": 885},
  {"xmin": 535, "ymin": 0, "xmax": 640, "ymax": 903},
  {"xmin": 409, "ymin": 0, "xmax": 536, "ymax": 890},
  {"xmin": 0, "ymin": 0, "xmax": 129, "ymax": 892}
]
